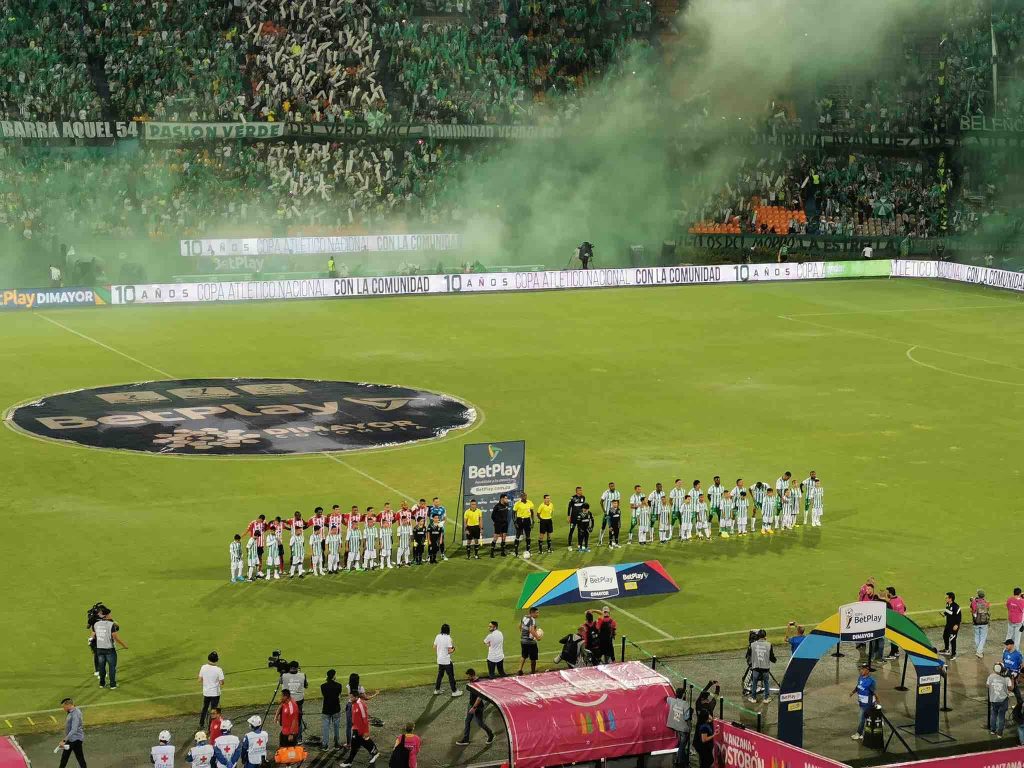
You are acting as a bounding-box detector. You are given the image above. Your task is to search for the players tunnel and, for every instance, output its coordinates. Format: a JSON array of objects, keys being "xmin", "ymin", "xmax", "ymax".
[
  {"xmin": 470, "ymin": 661, "xmax": 677, "ymax": 768},
  {"xmin": 776, "ymin": 608, "xmax": 944, "ymax": 747}
]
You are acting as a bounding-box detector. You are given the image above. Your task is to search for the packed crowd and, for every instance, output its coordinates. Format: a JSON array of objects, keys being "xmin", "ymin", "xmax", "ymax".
[{"xmin": 691, "ymin": 151, "xmax": 955, "ymax": 237}]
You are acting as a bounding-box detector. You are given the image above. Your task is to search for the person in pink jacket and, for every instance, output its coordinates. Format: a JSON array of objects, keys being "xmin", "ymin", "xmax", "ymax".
[
  {"xmin": 392, "ymin": 723, "xmax": 421, "ymax": 768},
  {"xmin": 1006, "ymin": 588, "xmax": 1024, "ymax": 648},
  {"xmin": 885, "ymin": 587, "xmax": 907, "ymax": 659}
]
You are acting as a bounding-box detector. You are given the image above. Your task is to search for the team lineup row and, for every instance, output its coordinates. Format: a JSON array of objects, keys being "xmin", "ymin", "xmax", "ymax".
[{"xmin": 226, "ymin": 473, "xmax": 825, "ymax": 580}]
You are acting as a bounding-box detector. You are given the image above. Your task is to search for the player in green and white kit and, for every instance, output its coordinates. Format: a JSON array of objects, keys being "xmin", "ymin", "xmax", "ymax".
[
  {"xmin": 627, "ymin": 485, "xmax": 646, "ymax": 544},
  {"xmin": 599, "ymin": 483, "xmax": 620, "ymax": 545},
  {"xmin": 790, "ymin": 483, "xmax": 803, "ymax": 527},
  {"xmin": 760, "ymin": 488, "xmax": 776, "ymax": 535},
  {"xmin": 264, "ymin": 531, "xmax": 281, "ymax": 579},
  {"xmin": 308, "ymin": 526, "xmax": 324, "ymax": 576},
  {"xmin": 707, "ymin": 477, "xmax": 726, "ymax": 526},
  {"xmin": 246, "ymin": 535, "xmax": 260, "ymax": 581},
  {"xmin": 669, "ymin": 479, "xmax": 686, "ymax": 541},
  {"xmin": 719, "ymin": 490, "xmax": 734, "ymax": 537},
  {"xmin": 326, "ymin": 526, "xmax": 342, "ymax": 573},
  {"xmin": 364, "ymin": 515, "xmax": 379, "ymax": 572},
  {"xmin": 800, "ymin": 471, "xmax": 818, "ymax": 523},
  {"xmin": 648, "ymin": 483, "xmax": 668, "ymax": 544},
  {"xmin": 734, "ymin": 490, "xmax": 750, "ymax": 535},
  {"xmin": 346, "ymin": 521, "xmax": 363, "ymax": 571},
  {"xmin": 780, "ymin": 489, "xmax": 796, "ymax": 531},
  {"xmin": 230, "ymin": 534, "xmax": 244, "ymax": 583},
  {"xmin": 636, "ymin": 486, "xmax": 656, "ymax": 544},
  {"xmin": 397, "ymin": 518, "xmax": 413, "ymax": 566},
  {"xmin": 809, "ymin": 478, "xmax": 825, "ymax": 526},
  {"xmin": 694, "ymin": 494, "xmax": 711, "ymax": 540},
  {"xmin": 680, "ymin": 493, "xmax": 694, "ymax": 541},
  {"xmin": 288, "ymin": 531, "xmax": 306, "ymax": 578}
]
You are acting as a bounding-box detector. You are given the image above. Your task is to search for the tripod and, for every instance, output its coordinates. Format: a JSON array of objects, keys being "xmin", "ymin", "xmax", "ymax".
[{"xmin": 262, "ymin": 677, "xmax": 308, "ymax": 746}]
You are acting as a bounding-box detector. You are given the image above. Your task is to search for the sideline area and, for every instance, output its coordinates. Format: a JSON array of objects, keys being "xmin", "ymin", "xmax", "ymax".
[{"xmin": 13, "ymin": 622, "xmax": 1013, "ymax": 767}]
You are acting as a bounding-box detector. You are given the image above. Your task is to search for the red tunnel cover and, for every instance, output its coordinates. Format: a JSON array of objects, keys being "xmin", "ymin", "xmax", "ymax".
[{"xmin": 471, "ymin": 662, "xmax": 677, "ymax": 768}]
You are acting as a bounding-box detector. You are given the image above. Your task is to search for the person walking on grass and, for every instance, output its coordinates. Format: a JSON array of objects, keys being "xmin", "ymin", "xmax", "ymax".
[
  {"xmin": 971, "ymin": 589, "xmax": 992, "ymax": 658},
  {"xmin": 340, "ymin": 692, "xmax": 379, "ymax": 768},
  {"xmin": 433, "ymin": 624, "xmax": 462, "ymax": 697},
  {"xmin": 455, "ymin": 669, "xmax": 496, "ymax": 746},
  {"xmin": 484, "ymin": 621, "xmax": 506, "ymax": 678}
]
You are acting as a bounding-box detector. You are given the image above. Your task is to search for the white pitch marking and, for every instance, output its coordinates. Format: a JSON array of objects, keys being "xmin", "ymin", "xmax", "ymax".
[
  {"xmin": 905, "ymin": 346, "xmax": 1024, "ymax": 387},
  {"xmin": 779, "ymin": 314, "xmax": 1024, "ymax": 373},
  {"xmin": 787, "ymin": 304, "xmax": 1021, "ymax": 318},
  {"xmin": 321, "ymin": 452, "xmax": 415, "ymax": 501},
  {"xmin": 39, "ymin": 314, "xmax": 174, "ymax": 378}
]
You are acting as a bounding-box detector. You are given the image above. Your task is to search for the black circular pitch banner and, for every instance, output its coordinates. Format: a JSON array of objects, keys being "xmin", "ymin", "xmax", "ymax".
[{"xmin": 7, "ymin": 378, "xmax": 476, "ymax": 456}]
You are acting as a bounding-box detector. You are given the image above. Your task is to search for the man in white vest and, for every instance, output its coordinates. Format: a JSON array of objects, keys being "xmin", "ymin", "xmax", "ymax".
[
  {"xmin": 151, "ymin": 730, "xmax": 174, "ymax": 767},
  {"xmin": 186, "ymin": 731, "xmax": 214, "ymax": 767},
  {"xmin": 239, "ymin": 715, "xmax": 271, "ymax": 768},
  {"xmin": 213, "ymin": 720, "xmax": 240, "ymax": 767}
]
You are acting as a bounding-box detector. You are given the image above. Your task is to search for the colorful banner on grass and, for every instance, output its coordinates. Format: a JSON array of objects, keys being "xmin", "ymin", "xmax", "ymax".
[
  {"xmin": 715, "ymin": 720, "xmax": 848, "ymax": 768},
  {"xmin": 517, "ymin": 561, "xmax": 679, "ymax": 609},
  {"xmin": 888, "ymin": 745, "xmax": 1024, "ymax": 768},
  {"xmin": 473, "ymin": 662, "xmax": 676, "ymax": 768}
]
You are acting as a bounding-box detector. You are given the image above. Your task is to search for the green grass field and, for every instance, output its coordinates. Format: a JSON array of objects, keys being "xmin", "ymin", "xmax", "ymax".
[{"xmin": 3, "ymin": 276, "xmax": 1023, "ymax": 728}]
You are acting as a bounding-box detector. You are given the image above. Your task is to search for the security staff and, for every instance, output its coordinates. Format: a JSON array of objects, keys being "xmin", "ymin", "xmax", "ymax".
[
  {"xmin": 490, "ymin": 494, "xmax": 510, "ymax": 558},
  {"xmin": 92, "ymin": 608, "xmax": 128, "ymax": 689},
  {"xmin": 567, "ymin": 487, "xmax": 586, "ymax": 549},
  {"xmin": 327, "ymin": 256, "xmax": 337, "ymax": 278}
]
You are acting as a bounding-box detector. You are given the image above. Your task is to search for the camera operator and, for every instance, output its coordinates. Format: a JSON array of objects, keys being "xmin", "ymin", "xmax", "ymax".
[
  {"xmin": 91, "ymin": 607, "xmax": 127, "ymax": 689},
  {"xmin": 280, "ymin": 661, "xmax": 308, "ymax": 737},
  {"xmin": 86, "ymin": 603, "xmax": 105, "ymax": 679},
  {"xmin": 694, "ymin": 681, "xmax": 720, "ymax": 719}
]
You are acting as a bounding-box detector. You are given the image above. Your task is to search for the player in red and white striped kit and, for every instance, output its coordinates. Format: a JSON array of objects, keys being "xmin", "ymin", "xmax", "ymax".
[
  {"xmin": 411, "ymin": 498, "xmax": 429, "ymax": 526},
  {"xmin": 328, "ymin": 505, "xmax": 345, "ymax": 535}
]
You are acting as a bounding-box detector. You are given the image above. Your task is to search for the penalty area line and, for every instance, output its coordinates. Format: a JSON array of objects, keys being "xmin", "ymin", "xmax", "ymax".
[{"xmin": 38, "ymin": 314, "xmax": 175, "ymax": 379}]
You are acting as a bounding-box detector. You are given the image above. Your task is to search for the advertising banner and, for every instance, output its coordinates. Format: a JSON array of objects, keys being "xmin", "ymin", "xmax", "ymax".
[
  {"xmin": 937, "ymin": 261, "xmax": 1024, "ymax": 293},
  {"xmin": 888, "ymin": 745, "xmax": 1024, "ymax": 768},
  {"xmin": 715, "ymin": 720, "xmax": 848, "ymax": 768},
  {"xmin": 461, "ymin": 441, "xmax": 526, "ymax": 540},
  {"xmin": 838, "ymin": 601, "xmax": 887, "ymax": 642},
  {"xmin": 143, "ymin": 122, "xmax": 286, "ymax": 141},
  {"xmin": 111, "ymin": 260, "xmax": 890, "ymax": 306},
  {"xmin": 0, "ymin": 287, "xmax": 109, "ymax": 310},
  {"xmin": 180, "ymin": 233, "xmax": 463, "ymax": 258},
  {"xmin": 517, "ymin": 561, "xmax": 679, "ymax": 609},
  {"xmin": 473, "ymin": 662, "xmax": 676, "ymax": 768},
  {"xmin": 0, "ymin": 120, "xmax": 138, "ymax": 140}
]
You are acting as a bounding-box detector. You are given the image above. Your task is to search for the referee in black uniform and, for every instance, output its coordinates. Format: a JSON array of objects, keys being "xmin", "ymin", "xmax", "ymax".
[
  {"xmin": 490, "ymin": 494, "xmax": 510, "ymax": 558},
  {"xmin": 567, "ymin": 487, "xmax": 585, "ymax": 550}
]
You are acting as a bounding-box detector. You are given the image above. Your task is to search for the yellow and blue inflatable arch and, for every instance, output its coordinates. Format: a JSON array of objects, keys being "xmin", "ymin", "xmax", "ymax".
[{"xmin": 777, "ymin": 609, "xmax": 942, "ymax": 746}]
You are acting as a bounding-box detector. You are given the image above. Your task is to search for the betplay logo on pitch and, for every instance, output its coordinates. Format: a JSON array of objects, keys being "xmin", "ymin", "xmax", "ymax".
[
  {"xmin": 839, "ymin": 601, "xmax": 886, "ymax": 642},
  {"xmin": 577, "ymin": 566, "xmax": 620, "ymax": 600}
]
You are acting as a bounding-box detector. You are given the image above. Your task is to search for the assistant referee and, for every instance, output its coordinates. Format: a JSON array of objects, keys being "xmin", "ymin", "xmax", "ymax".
[
  {"xmin": 463, "ymin": 500, "xmax": 483, "ymax": 559},
  {"xmin": 537, "ymin": 494, "xmax": 554, "ymax": 554},
  {"xmin": 512, "ymin": 493, "xmax": 535, "ymax": 558}
]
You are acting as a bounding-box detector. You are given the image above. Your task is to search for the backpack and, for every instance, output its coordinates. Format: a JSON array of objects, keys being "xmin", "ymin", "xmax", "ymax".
[
  {"xmin": 389, "ymin": 735, "xmax": 410, "ymax": 768},
  {"xmin": 975, "ymin": 600, "xmax": 991, "ymax": 625}
]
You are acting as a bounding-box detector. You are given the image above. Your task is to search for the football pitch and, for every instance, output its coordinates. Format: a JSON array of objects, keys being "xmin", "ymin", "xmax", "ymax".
[{"xmin": 3, "ymin": 276, "xmax": 1023, "ymax": 727}]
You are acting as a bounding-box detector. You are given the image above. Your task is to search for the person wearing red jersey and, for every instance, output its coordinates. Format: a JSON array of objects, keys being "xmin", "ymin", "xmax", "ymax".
[
  {"xmin": 411, "ymin": 498, "xmax": 429, "ymax": 526},
  {"xmin": 276, "ymin": 689, "xmax": 300, "ymax": 747},
  {"xmin": 328, "ymin": 505, "xmax": 345, "ymax": 535},
  {"xmin": 286, "ymin": 511, "xmax": 306, "ymax": 538},
  {"xmin": 339, "ymin": 692, "xmax": 379, "ymax": 767}
]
